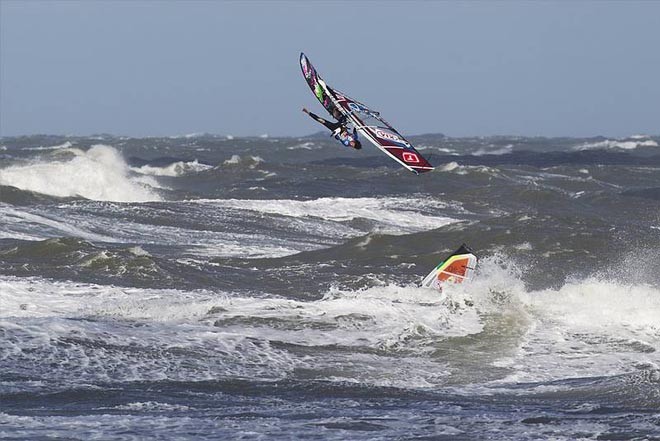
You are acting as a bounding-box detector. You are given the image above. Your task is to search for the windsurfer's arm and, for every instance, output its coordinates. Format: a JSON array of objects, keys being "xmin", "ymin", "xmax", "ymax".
[
  {"xmin": 303, "ymin": 108, "xmax": 336, "ymax": 131},
  {"xmin": 304, "ymin": 110, "xmax": 328, "ymax": 125}
]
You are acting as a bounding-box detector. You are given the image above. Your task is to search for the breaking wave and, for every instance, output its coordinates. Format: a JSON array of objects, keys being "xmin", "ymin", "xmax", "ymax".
[
  {"xmin": 574, "ymin": 137, "xmax": 659, "ymax": 151},
  {"xmin": 2, "ymin": 258, "xmax": 658, "ymax": 389},
  {"xmin": 191, "ymin": 197, "xmax": 460, "ymax": 235},
  {"xmin": 473, "ymin": 144, "xmax": 514, "ymax": 156},
  {"xmin": 23, "ymin": 141, "xmax": 74, "ymax": 151},
  {"xmin": 0, "ymin": 145, "xmax": 162, "ymax": 202},
  {"xmin": 223, "ymin": 154, "xmax": 264, "ymax": 167},
  {"xmin": 131, "ymin": 160, "xmax": 213, "ymax": 177}
]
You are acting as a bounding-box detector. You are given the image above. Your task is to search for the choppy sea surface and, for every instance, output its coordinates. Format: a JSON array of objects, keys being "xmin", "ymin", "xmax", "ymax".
[{"xmin": 1, "ymin": 133, "xmax": 659, "ymax": 440}]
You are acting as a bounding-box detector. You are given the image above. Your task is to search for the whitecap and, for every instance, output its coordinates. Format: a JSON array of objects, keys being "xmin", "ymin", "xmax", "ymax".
[{"xmin": 0, "ymin": 145, "xmax": 162, "ymax": 202}]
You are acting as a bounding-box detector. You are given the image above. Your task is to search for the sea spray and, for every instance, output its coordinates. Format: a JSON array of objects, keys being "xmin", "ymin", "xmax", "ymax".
[{"xmin": 0, "ymin": 145, "xmax": 162, "ymax": 202}]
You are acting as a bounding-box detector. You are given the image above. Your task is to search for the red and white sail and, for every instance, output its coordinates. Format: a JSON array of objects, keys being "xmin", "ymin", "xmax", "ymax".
[{"xmin": 300, "ymin": 53, "xmax": 434, "ymax": 174}]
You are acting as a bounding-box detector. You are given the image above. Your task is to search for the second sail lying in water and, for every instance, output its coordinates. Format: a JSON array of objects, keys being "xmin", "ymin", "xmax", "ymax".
[{"xmin": 421, "ymin": 244, "xmax": 478, "ymax": 290}]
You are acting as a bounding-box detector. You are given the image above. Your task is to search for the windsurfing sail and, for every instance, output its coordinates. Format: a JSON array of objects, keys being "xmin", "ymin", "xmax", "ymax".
[
  {"xmin": 300, "ymin": 53, "xmax": 434, "ymax": 174},
  {"xmin": 421, "ymin": 244, "xmax": 478, "ymax": 290}
]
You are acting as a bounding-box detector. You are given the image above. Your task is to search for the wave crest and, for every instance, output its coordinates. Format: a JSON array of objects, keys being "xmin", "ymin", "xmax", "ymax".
[{"xmin": 0, "ymin": 145, "xmax": 162, "ymax": 202}]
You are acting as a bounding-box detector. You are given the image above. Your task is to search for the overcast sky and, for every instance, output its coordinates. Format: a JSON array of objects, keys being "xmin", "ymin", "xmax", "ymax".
[{"xmin": 1, "ymin": 1, "xmax": 659, "ymax": 138}]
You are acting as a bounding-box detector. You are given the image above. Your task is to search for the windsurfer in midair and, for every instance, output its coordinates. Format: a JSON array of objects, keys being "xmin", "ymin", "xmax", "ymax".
[{"xmin": 302, "ymin": 108, "xmax": 362, "ymax": 150}]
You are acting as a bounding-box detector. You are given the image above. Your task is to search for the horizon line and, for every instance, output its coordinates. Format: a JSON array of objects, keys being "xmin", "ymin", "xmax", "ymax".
[{"xmin": 1, "ymin": 132, "xmax": 659, "ymax": 141}]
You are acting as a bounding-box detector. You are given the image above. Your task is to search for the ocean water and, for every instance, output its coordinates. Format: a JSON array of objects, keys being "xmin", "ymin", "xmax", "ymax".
[{"xmin": 1, "ymin": 133, "xmax": 659, "ymax": 440}]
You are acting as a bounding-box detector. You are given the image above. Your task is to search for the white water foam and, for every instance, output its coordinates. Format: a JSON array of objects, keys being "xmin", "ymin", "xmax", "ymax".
[
  {"xmin": 167, "ymin": 132, "xmax": 206, "ymax": 139},
  {"xmin": 223, "ymin": 155, "xmax": 264, "ymax": 167},
  {"xmin": 287, "ymin": 141, "xmax": 320, "ymax": 150},
  {"xmin": 2, "ymin": 260, "xmax": 659, "ymax": 391},
  {"xmin": 0, "ymin": 197, "xmax": 361, "ymax": 257},
  {"xmin": 438, "ymin": 162, "xmax": 460, "ymax": 172},
  {"xmin": 0, "ymin": 276, "xmax": 298, "ymax": 384},
  {"xmin": 130, "ymin": 160, "xmax": 212, "ymax": 177},
  {"xmin": 0, "ymin": 203, "xmax": 118, "ymax": 242},
  {"xmin": 574, "ymin": 138, "xmax": 659, "ymax": 151},
  {"xmin": 0, "ymin": 145, "xmax": 162, "ymax": 202},
  {"xmin": 458, "ymin": 257, "xmax": 660, "ymax": 386},
  {"xmin": 0, "ymin": 275, "xmax": 481, "ymax": 389},
  {"xmin": 506, "ymin": 279, "xmax": 660, "ymax": 383},
  {"xmin": 191, "ymin": 197, "xmax": 460, "ymax": 235},
  {"xmin": 23, "ymin": 141, "xmax": 73, "ymax": 151},
  {"xmin": 0, "ymin": 203, "xmax": 315, "ymax": 257},
  {"xmin": 473, "ymin": 144, "xmax": 514, "ymax": 156},
  {"xmin": 415, "ymin": 145, "xmax": 457, "ymax": 154},
  {"xmin": 436, "ymin": 163, "xmax": 506, "ymax": 178},
  {"xmin": 0, "ymin": 412, "xmax": 253, "ymax": 441}
]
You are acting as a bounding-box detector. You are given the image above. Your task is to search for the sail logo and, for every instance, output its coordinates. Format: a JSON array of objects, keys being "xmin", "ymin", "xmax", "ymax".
[
  {"xmin": 375, "ymin": 129, "xmax": 405, "ymax": 144},
  {"xmin": 375, "ymin": 129, "xmax": 400, "ymax": 141},
  {"xmin": 402, "ymin": 152, "xmax": 420, "ymax": 163},
  {"xmin": 349, "ymin": 102, "xmax": 380, "ymax": 118},
  {"xmin": 348, "ymin": 102, "xmax": 365, "ymax": 113}
]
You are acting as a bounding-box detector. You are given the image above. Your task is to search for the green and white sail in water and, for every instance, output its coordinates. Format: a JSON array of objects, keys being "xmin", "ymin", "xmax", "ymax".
[{"xmin": 421, "ymin": 244, "xmax": 478, "ymax": 290}]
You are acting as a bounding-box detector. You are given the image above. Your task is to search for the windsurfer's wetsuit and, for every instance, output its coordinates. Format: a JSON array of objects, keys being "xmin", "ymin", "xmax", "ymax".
[{"xmin": 306, "ymin": 111, "xmax": 360, "ymax": 149}]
